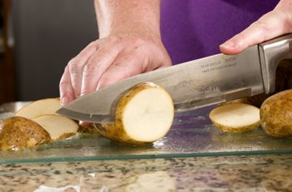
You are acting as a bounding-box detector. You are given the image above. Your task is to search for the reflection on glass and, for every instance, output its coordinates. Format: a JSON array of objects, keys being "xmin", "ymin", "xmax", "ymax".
[{"xmin": 0, "ymin": 103, "xmax": 291, "ymax": 164}]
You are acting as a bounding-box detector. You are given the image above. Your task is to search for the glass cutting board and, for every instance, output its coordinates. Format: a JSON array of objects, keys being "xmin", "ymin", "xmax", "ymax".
[{"xmin": 0, "ymin": 102, "xmax": 291, "ymax": 164}]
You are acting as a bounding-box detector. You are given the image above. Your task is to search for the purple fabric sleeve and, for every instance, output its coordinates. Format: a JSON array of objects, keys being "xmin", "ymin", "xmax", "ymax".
[{"xmin": 160, "ymin": 0, "xmax": 280, "ymax": 65}]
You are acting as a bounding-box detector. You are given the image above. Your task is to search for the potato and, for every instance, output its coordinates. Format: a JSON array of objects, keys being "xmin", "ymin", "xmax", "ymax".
[
  {"xmin": 78, "ymin": 124, "xmax": 100, "ymax": 134},
  {"xmin": 0, "ymin": 97, "xmax": 79, "ymax": 151},
  {"xmin": 211, "ymin": 60, "xmax": 292, "ymax": 132},
  {"xmin": 94, "ymin": 82, "xmax": 174, "ymax": 145},
  {"xmin": 33, "ymin": 114, "xmax": 79, "ymax": 141},
  {"xmin": 260, "ymin": 89, "xmax": 292, "ymax": 138},
  {"xmin": 15, "ymin": 98, "xmax": 61, "ymax": 119},
  {"xmin": 15, "ymin": 98, "xmax": 78, "ymax": 141},
  {"xmin": 209, "ymin": 103, "xmax": 260, "ymax": 133},
  {"xmin": 0, "ymin": 116, "xmax": 51, "ymax": 151},
  {"xmin": 218, "ymin": 98, "xmax": 251, "ymax": 106}
]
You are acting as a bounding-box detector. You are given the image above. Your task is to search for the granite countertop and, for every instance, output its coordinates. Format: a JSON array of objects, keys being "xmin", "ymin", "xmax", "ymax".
[{"xmin": 0, "ymin": 154, "xmax": 291, "ymax": 192}]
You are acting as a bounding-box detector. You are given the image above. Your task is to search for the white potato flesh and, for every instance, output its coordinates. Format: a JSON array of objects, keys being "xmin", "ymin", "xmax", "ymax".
[
  {"xmin": 15, "ymin": 98, "xmax": 61, "ymax": 119},
  {"xmin": 33, "ymin": 115, "xmax": 78, "ymax": 141},
  {"xmin": 123, "ymin": 88, "xmax": 174, "ymax": 142},
  {"xmin": 209, "ymin": 103, "xmax": 260, "ymax": 132}
]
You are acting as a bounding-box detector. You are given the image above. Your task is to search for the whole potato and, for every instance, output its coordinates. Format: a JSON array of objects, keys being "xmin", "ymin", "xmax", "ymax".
[{"xmin": 260, "ymin": 89, "xmax": 292, "ymax": 138}]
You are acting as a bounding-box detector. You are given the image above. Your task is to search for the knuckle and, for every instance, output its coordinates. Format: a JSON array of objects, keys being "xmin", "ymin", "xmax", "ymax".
[
  {"xmin": 83, "ymin": 62, "xmax": 102, "ymax": 77},
  {"xmin": 253, "ymin": 20, "xmax": 268, "ymax": 31},
  {"xmin": 67, "ymin": 59, "xmax": 79, "ymax": 72},
  {"xmin": 67, "ymin": 60, "xmax": 84, "ymax": 78},
  {"xmin": 67, "ymin": 58, "xmax": 76, "ymax": 68},
  {"xmin": 131, "ymin": 36, "xmax": 146, "ymax": 47},
  {"xmin": 106, "ymin": 35, "xmax": 122, "ymax": 43},
  {"xmin": 59, "ymin": 80, "xmax": 68, "ymax": 89}
]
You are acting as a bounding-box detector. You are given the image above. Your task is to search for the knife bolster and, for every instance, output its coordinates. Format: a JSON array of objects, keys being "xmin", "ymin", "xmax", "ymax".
[{"xmin": 259, "ymin": 33, "xmax": 292, "ymax": 94}]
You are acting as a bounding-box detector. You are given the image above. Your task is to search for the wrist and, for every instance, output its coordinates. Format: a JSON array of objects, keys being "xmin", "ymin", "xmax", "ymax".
[{"xmin": 95, "ymin": 0, "xmax": 161, "ymax": 39}]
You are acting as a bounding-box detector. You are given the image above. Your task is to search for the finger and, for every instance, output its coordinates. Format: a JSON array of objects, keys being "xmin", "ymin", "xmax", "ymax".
[
  {"xmin": 68, "ymin": 43, "xmax": 97, "ymax": 98},
  {"xmin": 220, "ymin": 10, "xmax": 290, "ymax": 54},
  {"xmin": 80, "ymin": 45, "xmax": 123, "ymax": 96},
  {"xmin": 59, "ymin": 66, "xmax": 74, "ymax": 106},
  {"xmin": 97, "ymin": 55, "xmax": 144, "ymax": 90}
]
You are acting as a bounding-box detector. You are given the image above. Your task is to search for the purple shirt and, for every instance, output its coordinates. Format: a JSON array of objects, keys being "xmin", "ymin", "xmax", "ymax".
[{"xmin": 160, "ymin": 0, "xmax": 280, "ymax": 65}]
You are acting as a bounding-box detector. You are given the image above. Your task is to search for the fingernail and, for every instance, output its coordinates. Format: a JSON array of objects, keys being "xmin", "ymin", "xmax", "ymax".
[{"xmin": 220, "ymin": 41, "xmax": 235, "ymax": 50}]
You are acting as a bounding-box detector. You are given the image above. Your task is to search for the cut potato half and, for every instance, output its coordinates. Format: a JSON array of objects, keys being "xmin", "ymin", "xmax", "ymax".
[
  {"xmin": 0, "ymin": 116, "xmax": 51, "ymax": 151},
  {"xmin": 209, "ymin": 103, "xmax": 260, "ymax": 133},
  {"xmin": 15, "ymin": 98, "xmax": 61, "ymax": 119},
  {"xmin": 33, "ymin": 114, "xmax": 79, "ymax": 141},
  {"xmin": 95, "ymin": 82, "xmax": 174, "ymax": 145}
]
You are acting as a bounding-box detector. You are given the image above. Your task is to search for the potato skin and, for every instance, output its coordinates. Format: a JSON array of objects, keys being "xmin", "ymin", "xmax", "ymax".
[
  {"xmin": 260, "ymin": 89, "xmax": 292, "ymax": 138},
  {"xmin": 0, "ymin": 116, "xmax": 51, "ymax": 151},
  {"xmin": 94, "ymin": 83, "xmax": 159, "ymax": 145},
  {"xmin": 211, "ymin": 121, "xmax": 260, "ymax": 133},
  {"xmin": 210, "ymin": 103, "xmax": 260, "ymax": 133}
]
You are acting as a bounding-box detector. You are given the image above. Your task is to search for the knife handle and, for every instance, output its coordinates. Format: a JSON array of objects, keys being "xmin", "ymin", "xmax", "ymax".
[{"xmin": 259, "ymin": 33, "xmax": 292, "ymax": 94}]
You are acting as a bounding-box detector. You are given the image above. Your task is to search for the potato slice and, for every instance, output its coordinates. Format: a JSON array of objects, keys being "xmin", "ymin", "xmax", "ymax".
[
  {"xmin": 15, "ymin": 98, "xmax": 61, "ymax": 119},
  {"xmin": 209, "ymin": 103, "xmax": 260, "ymax": 133},
  {"xmin": 260, "ymin": 89, "xmax": 292, "ymax": 138},
  {"xmin": 94, "ymin": 82, "xmax": 174, "ymax": 145},
  {"xmin": 0, "ymin": 116, "xmax": 51, "ymax": 151},
  {"xmin": 32, "ymin": 114, "xmax": 79, "ymax": 141}
]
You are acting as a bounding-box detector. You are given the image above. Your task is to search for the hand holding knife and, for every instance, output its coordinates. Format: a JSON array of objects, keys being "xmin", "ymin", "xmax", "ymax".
[{"xmin": 57, "ymin": 34, "xmax": 292, "ymax": 123}]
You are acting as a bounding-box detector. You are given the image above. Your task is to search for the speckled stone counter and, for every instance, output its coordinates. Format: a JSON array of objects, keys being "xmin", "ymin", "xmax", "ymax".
[{"xmin": 0, "ymin": 154, "xmax": 291, "ymax": 192}]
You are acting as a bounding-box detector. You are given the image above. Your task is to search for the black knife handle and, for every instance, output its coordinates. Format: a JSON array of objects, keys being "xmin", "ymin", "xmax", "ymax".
[{"xmin": 259, "ymin": 33, "xmax": 292, "ymax": 94}]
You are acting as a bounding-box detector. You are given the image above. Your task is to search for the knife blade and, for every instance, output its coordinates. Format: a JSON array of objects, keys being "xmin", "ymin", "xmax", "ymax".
[{"xmin": 57, "ymin": 34, "xmax": 292, "ymax": 123}]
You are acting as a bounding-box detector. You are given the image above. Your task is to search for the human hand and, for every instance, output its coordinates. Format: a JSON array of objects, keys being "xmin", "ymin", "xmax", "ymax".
[
  {"xmin": 59, "ymin": 34, "xmax": 171, "ymax": 106},
  {"xmin": 220, "ymin": 0, "xmax": 292, "ymax": 55}
]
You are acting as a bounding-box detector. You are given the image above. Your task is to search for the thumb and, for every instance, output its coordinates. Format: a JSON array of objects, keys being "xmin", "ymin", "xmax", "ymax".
[{"xmin": 220, "ymin": 10, "xmax": 292, "ymax": 55}]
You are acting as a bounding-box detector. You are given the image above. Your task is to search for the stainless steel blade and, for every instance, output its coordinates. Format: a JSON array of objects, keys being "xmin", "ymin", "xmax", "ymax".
[{"xmin": 57, "ymin": 45, "xmax": 264, "ymax": 123}]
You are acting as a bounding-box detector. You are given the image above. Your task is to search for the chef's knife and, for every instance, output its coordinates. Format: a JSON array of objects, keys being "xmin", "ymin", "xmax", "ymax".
[{"xmin": 57, "ymin": 34, "xmax": 292, "ymax": 123}]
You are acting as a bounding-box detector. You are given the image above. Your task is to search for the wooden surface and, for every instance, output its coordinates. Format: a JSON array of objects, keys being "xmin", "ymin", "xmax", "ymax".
[{"xmin": 0, "ymin": 0, "xmax": 15, "ymax": 105}]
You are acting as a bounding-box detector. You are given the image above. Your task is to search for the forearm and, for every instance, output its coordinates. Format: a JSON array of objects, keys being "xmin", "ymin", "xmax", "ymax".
[{"xmin": 95, "ymin": 0, "xmax": 161, "ymax": 38}]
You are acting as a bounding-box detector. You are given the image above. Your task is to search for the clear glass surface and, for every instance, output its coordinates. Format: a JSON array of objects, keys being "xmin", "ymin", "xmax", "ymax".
[{"xmin": 0, "ymin": 102, "xmax": 291, "ymax": 164}]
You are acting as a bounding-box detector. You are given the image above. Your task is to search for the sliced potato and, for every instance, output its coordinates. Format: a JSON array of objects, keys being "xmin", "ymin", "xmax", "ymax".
[
  {"xmin": 78, "ymin": 124, "xmax": 100, "ymax": 134},
  {"xmin": 33, "ymin": 114, "xmax": 79, "ymax": 141},
  {"xmin": 0, "ymin": 116, "xmax": 51, "ymax": 151},
  {"xmin": 94, "ymin": 82, "xmax": 174, "ymax": 145},
  {"xmin": 15, "ymin": 98, "xmax": 61, "ymax": 119},
  {"xmin": 209, "ymin": 103, "xmax": 260, "ymax": 133},
  {"xmin": 0, "ymin": 98, "xmax": 79, "ymax": 151},
  {"xmin": 218, "ymin": 98, "xmax": 251, "ymax": 106},
  {"xmin": 260, "ymin": 89, "xmax": 292, "ymax": 138}
]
